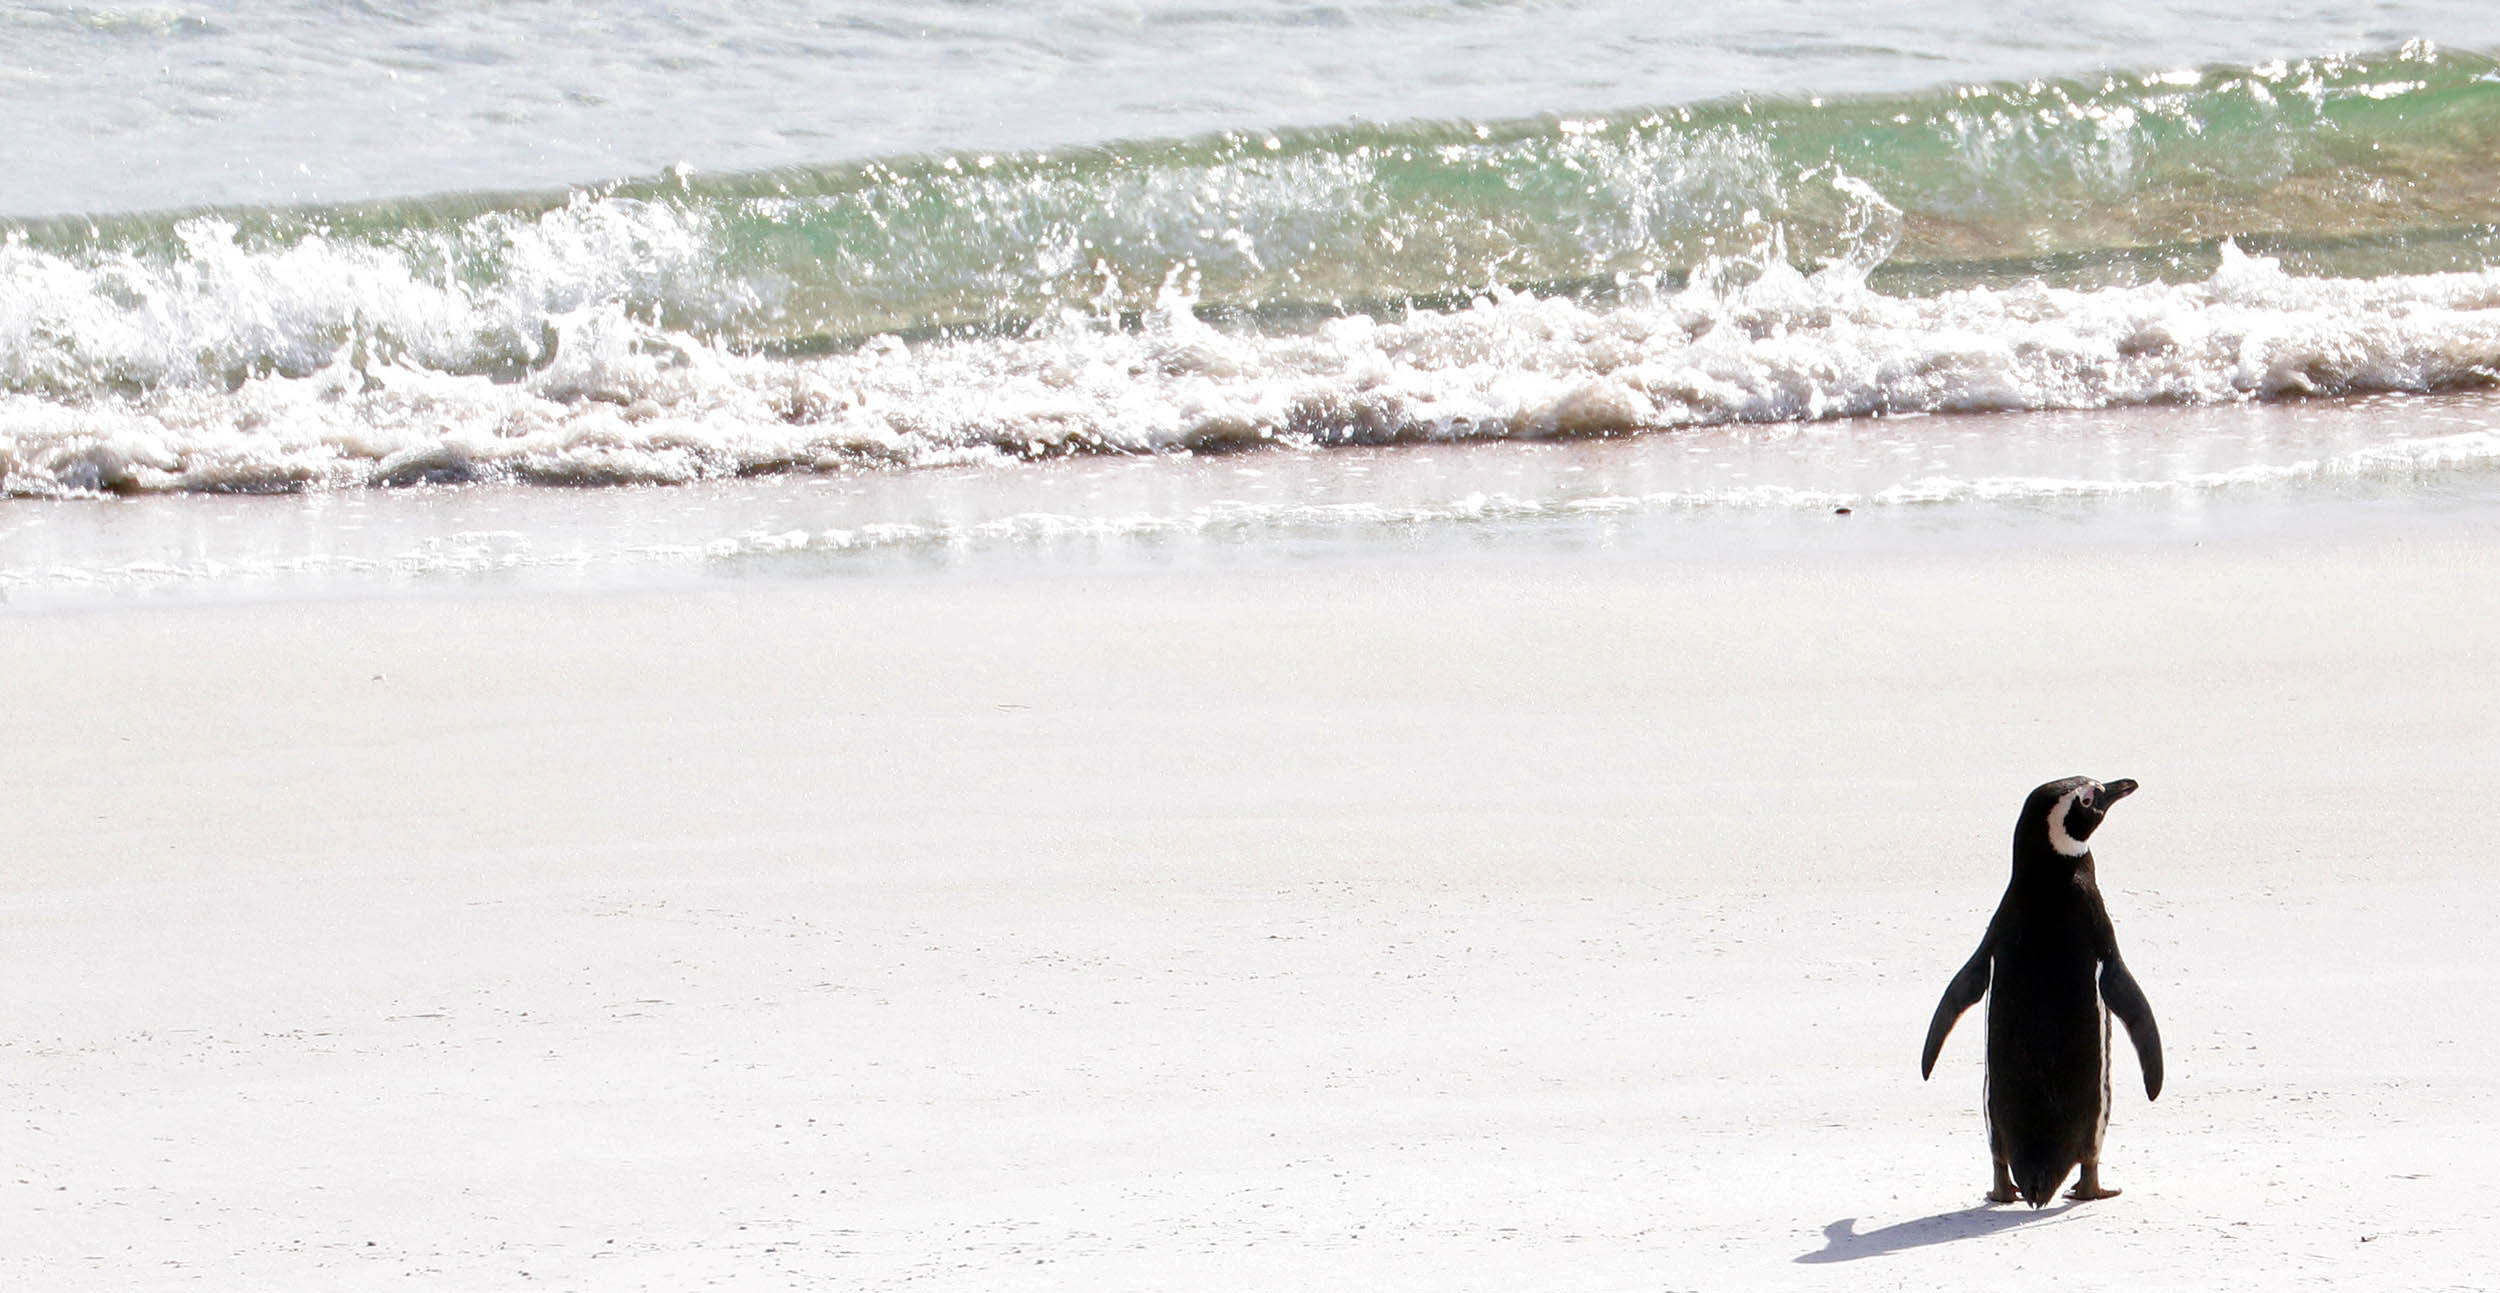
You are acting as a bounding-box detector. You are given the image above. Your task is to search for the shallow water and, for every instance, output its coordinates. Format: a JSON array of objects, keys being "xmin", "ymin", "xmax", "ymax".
[{"xmin": 10, "ymin": 386, "xmax": 2497, "ymax": 606}]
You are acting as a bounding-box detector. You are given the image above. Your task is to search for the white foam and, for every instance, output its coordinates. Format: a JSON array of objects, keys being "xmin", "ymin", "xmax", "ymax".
[
  {"xmin": 9, "ymin": 237, "xmax": 2500, "ymax": 498},
  {"xmin": 0, "ymin": 198, "xmax": 760, "ymax": 399}
]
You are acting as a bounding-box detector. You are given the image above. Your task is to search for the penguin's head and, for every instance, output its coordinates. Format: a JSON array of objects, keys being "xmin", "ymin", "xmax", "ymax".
[{"xmin": 2023, "ymin": 775, "xmax": 2138, "ymax": 858}]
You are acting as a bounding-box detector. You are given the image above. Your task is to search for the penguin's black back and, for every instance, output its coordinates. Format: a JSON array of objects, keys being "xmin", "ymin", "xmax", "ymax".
[
  {"xmin": 1922, "ymin": 776, "xmax": 2161, "ymax": 1207},
  {"xmin": 1983, "ymin": 854, "xmax": 2112, "ymax": 1204}
]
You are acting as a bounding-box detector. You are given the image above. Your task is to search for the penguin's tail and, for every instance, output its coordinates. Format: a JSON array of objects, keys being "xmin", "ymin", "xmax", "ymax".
[{"xmin": 2014, "ymin": 1158, "xmax": 2072, "ymax": 1209}]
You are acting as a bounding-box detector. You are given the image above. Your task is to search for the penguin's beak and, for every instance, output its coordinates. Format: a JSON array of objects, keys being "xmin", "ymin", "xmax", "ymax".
[{"xmin": 2102, "ymin": 778, "xmax": 2139, "ymax": 803}]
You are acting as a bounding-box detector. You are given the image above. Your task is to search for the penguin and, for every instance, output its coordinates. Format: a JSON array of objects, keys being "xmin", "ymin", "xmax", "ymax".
[{"xmin": 1920, "ymin": 776, "xmax": 2163, "ymax": 1207}]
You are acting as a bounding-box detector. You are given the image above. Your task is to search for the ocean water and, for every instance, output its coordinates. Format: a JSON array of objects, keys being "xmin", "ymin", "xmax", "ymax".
[{"xmin": 7, "ymin": 2, "xmax": 2500, "ymax": 600}]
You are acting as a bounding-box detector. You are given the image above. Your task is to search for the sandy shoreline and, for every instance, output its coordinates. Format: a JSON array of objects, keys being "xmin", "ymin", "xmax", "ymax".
[{"xmin": 6, "ymin": 519, "xmax": 2499, "ymax": 1288}]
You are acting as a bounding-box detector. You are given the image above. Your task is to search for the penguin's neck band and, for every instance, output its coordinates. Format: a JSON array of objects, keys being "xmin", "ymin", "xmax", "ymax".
[{"xmin": 2045, "ymin": 789, "xmax": 2092, "ymax": 857}]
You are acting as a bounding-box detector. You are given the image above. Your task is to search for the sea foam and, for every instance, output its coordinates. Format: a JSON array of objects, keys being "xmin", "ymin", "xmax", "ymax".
[{"xmin": 6, "ymin": 238, "xmax": 2500, "ymax": 498}]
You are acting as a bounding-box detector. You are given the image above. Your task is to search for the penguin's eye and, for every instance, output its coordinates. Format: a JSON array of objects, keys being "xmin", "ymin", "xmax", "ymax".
[{"xmin": 2078, "ymin": 789, "xmax": 2097, "ymax": 809}]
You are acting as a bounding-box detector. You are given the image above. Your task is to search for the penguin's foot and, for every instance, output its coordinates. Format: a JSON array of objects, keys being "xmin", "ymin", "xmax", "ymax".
[
  {"xmin": 1988, "ymin": 1159, "xmax": 2019, "ymax": 1204},
  {"xmin": 2067, "ymin": 1164, "xmax": 2122, "ymax": 1201}
]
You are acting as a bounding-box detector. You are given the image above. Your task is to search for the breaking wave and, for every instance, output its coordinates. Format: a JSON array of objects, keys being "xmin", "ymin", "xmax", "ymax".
[{"xmin": 7, "ymin": 44, "xmax": 2500, "ymax": 497}]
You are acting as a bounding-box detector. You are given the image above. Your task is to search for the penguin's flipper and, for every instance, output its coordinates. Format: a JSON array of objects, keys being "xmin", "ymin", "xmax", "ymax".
[
  {"xmin": 2100, "ymin": 957, "xmax": 2164, "ymax": 1100},
  {"xmin": 1921, "ymin": 939, "xmax": 1991, "ymax": 1079}
]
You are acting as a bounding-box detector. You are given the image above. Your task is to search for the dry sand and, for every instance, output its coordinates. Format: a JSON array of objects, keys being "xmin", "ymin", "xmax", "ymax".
[{"xmin": 5, "ymin": 522, "xmax": 2498, "ymax": 1289}]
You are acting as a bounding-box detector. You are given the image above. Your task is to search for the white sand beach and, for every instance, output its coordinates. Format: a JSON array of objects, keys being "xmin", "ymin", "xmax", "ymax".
[{"xmin": 6, "ymin": 516, "xmax": 2499, "ymax": 1289}]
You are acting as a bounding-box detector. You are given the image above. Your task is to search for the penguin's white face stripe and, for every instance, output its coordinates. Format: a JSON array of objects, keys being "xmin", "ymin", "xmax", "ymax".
[{"xmin": 2046, "ymin": 788, "xmax": 2092, "ymax": 856}]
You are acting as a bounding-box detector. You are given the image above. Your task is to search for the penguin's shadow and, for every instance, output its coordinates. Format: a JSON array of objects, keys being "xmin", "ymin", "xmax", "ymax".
[{"xmin": 1794, "ymin": 1200, "xmax": 2074, "ymax": 1263}]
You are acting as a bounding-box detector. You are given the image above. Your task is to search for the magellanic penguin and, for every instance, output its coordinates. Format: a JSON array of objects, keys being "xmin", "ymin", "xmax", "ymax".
[{"xmin": 1921, "ymin": 776, "xmax": 2163, "ymax": 1207}]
